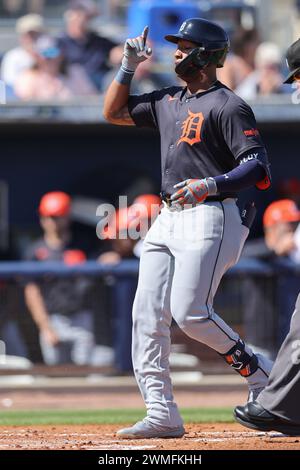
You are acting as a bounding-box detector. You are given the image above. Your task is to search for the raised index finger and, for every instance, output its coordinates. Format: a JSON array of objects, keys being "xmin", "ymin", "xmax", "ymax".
[{"xmin": 141, "ymin": 26, "xmax": 149, "ymax": 46}]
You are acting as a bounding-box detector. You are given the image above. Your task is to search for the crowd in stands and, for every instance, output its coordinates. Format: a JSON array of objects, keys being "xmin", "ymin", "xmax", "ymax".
[
  {"xmin": 0, "ymin": 0, "xmax": 296, "ymax": 102},
  {"xmin": 1, "ymin": 1, "xmax": 123, "ymax": 100},
  {"xmin": 218, "ymin": 27, "xmax": 290, "ymax": 99}
]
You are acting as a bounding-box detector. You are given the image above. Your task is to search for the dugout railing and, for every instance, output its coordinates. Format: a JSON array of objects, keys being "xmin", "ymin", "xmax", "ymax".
[{"xmin": 0, "ymin": 259, "xmax": 299, "ymax": 371}]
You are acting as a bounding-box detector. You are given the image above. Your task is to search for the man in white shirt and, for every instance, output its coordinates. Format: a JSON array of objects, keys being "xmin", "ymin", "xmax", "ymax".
[{"xmin": 1, "ymin": 14, "xmax": 45, "ymax": 90}]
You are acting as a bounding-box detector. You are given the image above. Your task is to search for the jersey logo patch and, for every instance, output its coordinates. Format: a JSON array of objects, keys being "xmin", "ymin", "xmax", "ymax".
[
  {"xmin": 177, "ymin": 110, "xmax": 204, "ymax": 146},
  {"xmin": 244, "ymin": 128, "xmax": 259, "ymax": 137}
]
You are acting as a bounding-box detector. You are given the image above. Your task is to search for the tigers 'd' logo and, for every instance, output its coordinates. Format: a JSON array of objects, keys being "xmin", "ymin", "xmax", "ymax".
[{"xmin": 177, "ymin": 110, "xmax": 204, "ymax": 146}]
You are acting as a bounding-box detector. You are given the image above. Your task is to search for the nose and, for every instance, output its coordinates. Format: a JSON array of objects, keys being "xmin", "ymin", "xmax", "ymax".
[{"xmin": 174, "ymin": 48, "xmax": 182, "ymax": 59}]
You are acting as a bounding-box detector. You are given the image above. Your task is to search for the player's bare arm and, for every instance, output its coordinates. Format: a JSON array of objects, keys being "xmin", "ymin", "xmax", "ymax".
[
  {"xmin": 103, "ymin": 80, "xmax": 134, "ymax": 126},
  {"xmin": 103, "ymin": 26, "xmax": 152, "ymax": 126},
  {"xmin": 24, "ymin": 283, "xmax": 59, "ymax": 346}
]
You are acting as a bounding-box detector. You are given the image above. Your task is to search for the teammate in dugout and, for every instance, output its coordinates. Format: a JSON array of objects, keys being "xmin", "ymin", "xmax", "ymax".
[{"xmin": 103, "ymin": 18, "xmax": 273, "ymax": 439}]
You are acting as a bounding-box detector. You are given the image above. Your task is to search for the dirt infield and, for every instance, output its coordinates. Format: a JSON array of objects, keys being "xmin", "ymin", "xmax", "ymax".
[
  {"xmin": 1, "ymin": 387, "xmax": 299, "ymax": 450},
  {"xmin": 0, "ymin": 389, "xmax": 247, "ymax": 410},
  {"xmin": 0, "ymin": 424, "xmax": 300, "ymax": 450}
]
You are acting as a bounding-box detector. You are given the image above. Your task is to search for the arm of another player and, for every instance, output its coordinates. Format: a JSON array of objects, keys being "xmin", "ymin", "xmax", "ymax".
[
  {"xmin": 24, "ymin": 283, "xmax": 59, "ymax": 346},
  {"xmin": 103, "ymin": 26, "xmax": 152, "ymax": 126}
]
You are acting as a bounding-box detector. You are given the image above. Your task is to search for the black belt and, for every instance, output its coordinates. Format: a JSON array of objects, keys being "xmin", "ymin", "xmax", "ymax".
[{"xmin": 160, "ymin": 191, "xmax": 237, "ymax": 207}]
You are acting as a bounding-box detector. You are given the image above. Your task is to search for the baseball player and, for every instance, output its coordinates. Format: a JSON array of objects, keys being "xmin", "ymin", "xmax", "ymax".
[
  {"xmin": 234, "ymin": 39, "xmax": 300, "ymax": 436},
  {"xmin": 104, "ymin": 18, "xmax": 273, "ymax": 439}
]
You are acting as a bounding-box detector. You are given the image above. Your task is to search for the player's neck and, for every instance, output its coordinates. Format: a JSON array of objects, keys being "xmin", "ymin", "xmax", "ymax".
[{"xmin": 185, "ymin": 74, "xmax": 218, "ymax": 95}]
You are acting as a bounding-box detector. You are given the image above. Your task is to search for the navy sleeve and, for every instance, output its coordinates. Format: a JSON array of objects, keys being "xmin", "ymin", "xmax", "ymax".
[
  {"xmin": 238, "ymin": 147, "xmax": 271, "ymax": 190},
  {"xmin": 128, "ymin": 91, "xmax": 158, "ymax": 129},
  {"xmin": 218, "ymin": 95, "xmax": 265, "ymax": 160},
  {"xmin": 214, "ymin": 147, "xmax": 271, "ymax": 192},
  {"xmin": 214, "ymin": 159, "xmax": 266, "ymax": 193}
]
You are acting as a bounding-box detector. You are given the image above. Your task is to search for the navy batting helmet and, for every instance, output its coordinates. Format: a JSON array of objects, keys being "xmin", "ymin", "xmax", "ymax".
[{"xmin": 165, "ymin": 18, "xmax": 229, "ymax": 73}]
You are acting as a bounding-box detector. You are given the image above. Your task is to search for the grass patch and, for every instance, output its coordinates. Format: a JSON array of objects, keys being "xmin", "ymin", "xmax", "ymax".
[{"xmin": 0, "ymin": 408, "xmax": 234, "ymax": 426}]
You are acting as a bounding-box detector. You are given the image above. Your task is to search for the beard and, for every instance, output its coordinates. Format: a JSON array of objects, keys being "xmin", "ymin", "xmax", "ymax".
[{"xmin": 175, "ymin": 65, "xmax": 202, "ymax": 83}]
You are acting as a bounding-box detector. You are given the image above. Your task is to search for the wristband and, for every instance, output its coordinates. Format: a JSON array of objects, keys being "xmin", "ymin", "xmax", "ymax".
[{"xmin": 115, "ymin": 66, "xmax": 135, "ymax": 85}]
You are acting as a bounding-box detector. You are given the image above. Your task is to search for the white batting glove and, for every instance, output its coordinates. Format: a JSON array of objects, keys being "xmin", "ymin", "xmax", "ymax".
[
  {"xmin": 122, "ymin": 26, "xmax": 152, "ymax": 72},
  {"xmin": 171, "ymin": 178, "xmax": 217, "ymax": 207}
]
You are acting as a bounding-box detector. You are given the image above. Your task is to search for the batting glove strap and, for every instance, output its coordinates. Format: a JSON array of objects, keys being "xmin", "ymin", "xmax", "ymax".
[{"xmin": 205, "ymin": 177, "xmax": 218, "ymax": 196}]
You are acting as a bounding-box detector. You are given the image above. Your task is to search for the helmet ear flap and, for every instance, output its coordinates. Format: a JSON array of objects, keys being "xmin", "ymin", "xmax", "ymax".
[
  {"xmin": 193, "ymin": 47, "xmax": 229, "ymax": 68},
  {"xmin": 214, "ymin": 47, "xmax": 229, "ymax": 68},
  {"xmin": 192, "ymin": 47, "xmax": 210, "ymax": 68},
  {"xmin": 175, "ymin": 47, "xmax": 205, "ymax": 77},
  {"xmin": 175, "ymin": 45, "xmax": 229, "ymax": 77}
]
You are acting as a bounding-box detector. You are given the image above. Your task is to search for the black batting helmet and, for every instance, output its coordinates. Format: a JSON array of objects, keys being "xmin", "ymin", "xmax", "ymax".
[{"xmin": 165, "ymin": 18, "xmax": 229, "ymax": 69}]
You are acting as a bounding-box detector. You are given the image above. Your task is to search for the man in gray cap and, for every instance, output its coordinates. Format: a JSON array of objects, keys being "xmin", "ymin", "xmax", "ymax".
[{"xmin": 234, "ymin": 40, "xmax": 300, "ymax": 435}]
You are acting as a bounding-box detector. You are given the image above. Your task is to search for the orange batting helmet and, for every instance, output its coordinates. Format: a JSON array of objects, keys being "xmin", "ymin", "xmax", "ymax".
[
  {"xmin": 39, "ymin": 191, "xmax": 71, "ymax": 217},
  {"xmin": 263, "ymin": 199, "xmax": 300, "ymax": 228}
]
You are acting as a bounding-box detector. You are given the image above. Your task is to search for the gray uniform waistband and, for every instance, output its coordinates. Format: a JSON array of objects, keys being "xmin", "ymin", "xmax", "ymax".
[
  {"xmin": 160, "ymin": 192, "xmax": 237, "ymax": 207},
  {"xmin": 162, "ymin": 198, "xmax": 237, "ymax": 211}
]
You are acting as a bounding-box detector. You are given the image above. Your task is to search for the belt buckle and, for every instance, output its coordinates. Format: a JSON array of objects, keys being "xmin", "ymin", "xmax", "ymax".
[
  {"xmin": 165, "ymin": 195, "xmax": 172, "ymax": 207},
  {"xmin": 160, "ymin": 191, "xmax": 172, "ymax": 207}
]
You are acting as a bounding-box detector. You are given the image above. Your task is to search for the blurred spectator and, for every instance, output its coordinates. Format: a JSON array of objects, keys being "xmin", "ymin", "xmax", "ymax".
[
  {"xmin": 14, "ymin": 35, "xmax": 96, "ymax": 101},
  {"xmin": 98, "ymin": 207, "xmax": 139, "ymax": 265},
  {"xmin": 263, "ymin": 199, "xmax": 300, "ymax": 262},
  {"xmin": 23, "ymin": 191, "xmax": 96, "ymax": 365},
  {"xmin": 218, "ymin": 28, "xmax": 259, "ymax": 90},
  {"xmin": 1, "ymin": 1, "xmax": 45, "ymax": 16},
  {"xmin": 58, "ymin": 0, "xmax": 122, "ymax": 92},
  {"xmin": 263, "ymin": 199, "xmax": 300, "ymax": 345},
  {"xmin": 98, "ymin": 194, "xmax": 161, "ymax": 264},
  {"xmin": 1, "ymin": 14, "xmax": 45, "ymax": 90},
  {"xmin": 235, "ymin": 42, "xmax": 285, "ymax": 100}
]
